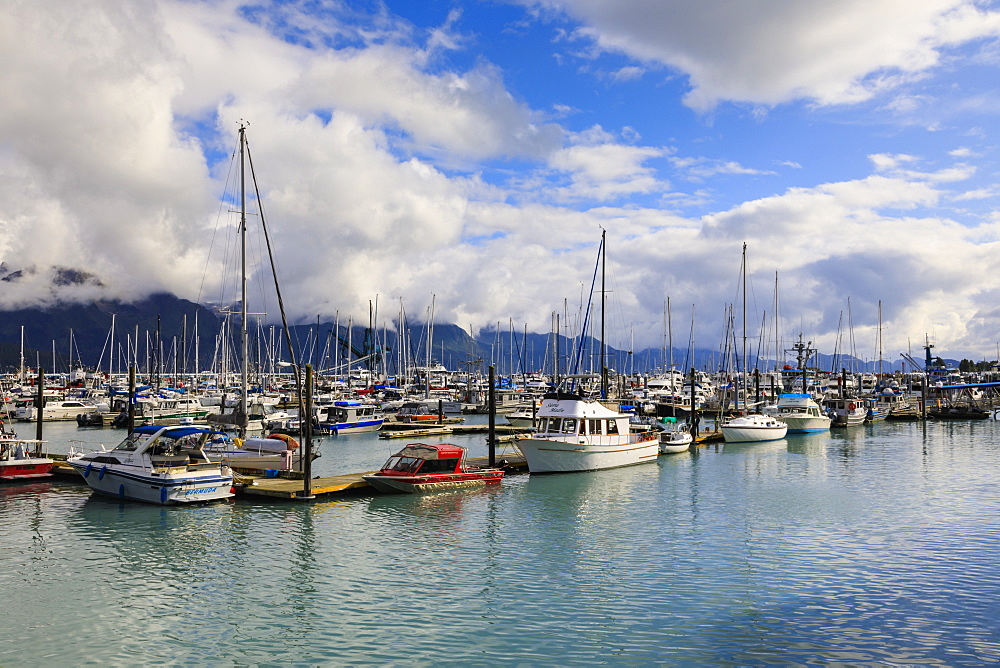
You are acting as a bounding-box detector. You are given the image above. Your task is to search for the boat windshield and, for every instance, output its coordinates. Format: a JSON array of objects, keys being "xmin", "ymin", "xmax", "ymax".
[
  {"xmin": 114, "ymin": 431, "xmax": 146, "ymax": 452},
  {"xmin": 383, "ymin": 456, "xmax": 421, "ymax": 472}
]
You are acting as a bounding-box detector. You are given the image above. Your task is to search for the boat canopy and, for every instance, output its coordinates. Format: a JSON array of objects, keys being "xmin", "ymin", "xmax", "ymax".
[
  {"xmin": 393, "ymin": 443, "xmax": 464, "ymax": 460},
  {"xmin": 132, "ymin": 425, "xmax": 228, "ymax": 439}
]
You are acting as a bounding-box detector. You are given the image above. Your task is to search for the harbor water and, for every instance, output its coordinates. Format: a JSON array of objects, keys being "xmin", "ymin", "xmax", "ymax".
[{"xmin": 2, "ymin": 417, "xmax": 1000, "ymax": 664}]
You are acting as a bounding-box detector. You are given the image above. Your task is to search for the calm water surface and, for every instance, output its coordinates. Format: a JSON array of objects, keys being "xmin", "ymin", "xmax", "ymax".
[{"xmin": 1, "ymin": 418, "xmax": 999, "ymax": 665}]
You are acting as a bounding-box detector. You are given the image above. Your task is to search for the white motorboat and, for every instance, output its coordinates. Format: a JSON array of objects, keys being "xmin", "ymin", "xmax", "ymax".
[
  {"xmin": 16, "ymin": 398, "xmax": 98, "ymax": 422},
  {"xmin": 514, "ymin": 392, "xmax": 660, "ymax": 472},
  {"xmin": 504, "ymin": 402, "xmax": 538, "ymax": 429},
  {"xmin": 767, "ymin": 393, "xmax": 831, "ymax": 433},
  {"xmin": 657, "ymin": 419, "xmax": 693, "ymax": 454},
  {"xmin": 67, "ymin": 425, "xmax": 234, "ymax": 504},
  {"xmin": 721, "ymin": 413, "xmax": 788, "ymax": 443},
  {"xmin": 316, "ymin": 400, "xmax": 384, "ymax": 434},
  {"xmin": 201, "ymin": 433, "xmax": 311, "ymax": 472}
]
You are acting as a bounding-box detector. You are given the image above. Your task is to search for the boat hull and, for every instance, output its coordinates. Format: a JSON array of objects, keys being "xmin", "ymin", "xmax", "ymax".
[
  {"xmin": 68, "ymin": 460, "xmax": 234, "ymax": 504},
  {"xmin": 515, "ymin": 435, "xmax": 659, "ymax": 473},
  {"xmin": 782, "ymin": 416, "xmax": 831, "ymax": 433},
  {"xmin": 0, "ymin": 458, "xmax": 54, "ymax": 480},
  {"xmin": 658, "ymin": 437, "xmax": 692, "ymax": 454},
  {"xmin": 721, "ymin": 415, "xmax": 788, "ymax": 443},
  {"xmin": 829, "ymin": 411, "xmax": 867, "ymax": 427},
  {"xmin": 362, "ymin": 471, "xmax": 503, "ymax": 494},
  {"xmin": 322, "ymin": 419, "xmax": 384, "ymax": 434},
  {"xmin": 721, "ymin": 425, "xmax": 787, "ymax": 443}
]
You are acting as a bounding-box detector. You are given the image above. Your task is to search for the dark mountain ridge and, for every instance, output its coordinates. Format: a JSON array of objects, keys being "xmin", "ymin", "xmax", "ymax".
[{"xmin": 0, "ymin": 293, "xmax": 927, "ymax": 376}]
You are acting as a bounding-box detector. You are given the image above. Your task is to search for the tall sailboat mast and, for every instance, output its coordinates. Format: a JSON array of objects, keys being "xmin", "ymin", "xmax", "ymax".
[
  {"xmin": 239, "ymin": 123, "xmax": 249, "ymax": 421},
  {"xmin": 600, "ymin": 228, "xmax": 607, "ymax": 399}
]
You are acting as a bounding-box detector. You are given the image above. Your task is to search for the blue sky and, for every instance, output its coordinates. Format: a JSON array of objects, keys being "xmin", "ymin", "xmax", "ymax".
[{"xmin": 3, "ymin": 0, "xmax": 1000, "ymax": 364}]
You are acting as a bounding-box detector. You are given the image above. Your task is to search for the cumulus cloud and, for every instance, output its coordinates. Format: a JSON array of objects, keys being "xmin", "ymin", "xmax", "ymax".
[{"xmin": 2, "ymin": 0, "xmax": 1000, "ymax": 362}]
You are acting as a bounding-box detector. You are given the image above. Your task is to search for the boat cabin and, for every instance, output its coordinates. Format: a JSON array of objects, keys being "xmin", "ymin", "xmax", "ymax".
[
  {"xmin": 320, "ymin": 400, "xmax": 382, "ymax": 423},
  {"xmin": 378, "ymin": 443, "xmax": 466, "ymax": 476}
]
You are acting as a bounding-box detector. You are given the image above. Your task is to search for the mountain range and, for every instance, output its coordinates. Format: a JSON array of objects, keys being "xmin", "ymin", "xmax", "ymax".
[{"xmin": 0, "ymin": 292, "xmax": 926, "ymax": 377}]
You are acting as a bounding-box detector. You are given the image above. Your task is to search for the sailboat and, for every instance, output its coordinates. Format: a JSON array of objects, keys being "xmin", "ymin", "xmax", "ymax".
[
  {"xmin": 721, "ymin": 244, "xmax": 787, "ymax": 444},
  {"xmin": 515, "ymin": 231, "xmax": 660, "ymax": 472},
  {"xmin": 192, "ymin": 125, "xmax": 315, "ymax": 473},
  {"xmin": 200, "ymin": 125, "xmax": 301, "ymax": 427}
]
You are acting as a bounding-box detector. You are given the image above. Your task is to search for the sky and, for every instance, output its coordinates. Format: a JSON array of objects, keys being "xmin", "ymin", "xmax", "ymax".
[{"xmin": 3, "ymin": 0, "xmax": 1000, "ymax": 364}]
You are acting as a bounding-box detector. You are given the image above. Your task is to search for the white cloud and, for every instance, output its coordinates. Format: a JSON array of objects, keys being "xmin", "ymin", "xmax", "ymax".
[
  {"xmin": 671, "ymin": 156, "xmax": 775, "ymax": 180},
  {"xmin": 2, "ymin": 0, "xmax": 1000, "ymax": 361},
  {"xmin": 521, "ymin": 0, "xmax": 1000, "ymax": 110}
]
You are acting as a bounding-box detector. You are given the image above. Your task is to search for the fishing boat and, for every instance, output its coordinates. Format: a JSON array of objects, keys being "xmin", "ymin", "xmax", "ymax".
[
  {"xmin": 767, "ymin": 393, "xmax": 831, "ymax": 433},
  {"xmin": 362, "ymin": 443, "xmax": 504, "ymax": 494},
  {"xmin": 316, "ymin": 400, "xmax": 384, "ymax": 434},
  {"xmin": 67, "ymin": 425, "xmax": 234, "ymax": 504},
  {"xmin": 0, "ymin": 426, "xmax": 52, "ymax": 480},
  {"xmin": 514, "ymin": 392, "xmax": 660, "ymax": 472},
  {"xmin": 823, "ymin": 397, "xmax": 868, "ymax": 427}
]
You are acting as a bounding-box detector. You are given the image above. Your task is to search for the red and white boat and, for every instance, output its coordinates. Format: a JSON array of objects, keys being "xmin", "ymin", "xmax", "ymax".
[
  {"xmin": 363, "ymin": 443, "xmax": 504, "ymax": 494},
  {"xmin": 0, "ymin": 426, "xmax": 53, "ymax": 480}
]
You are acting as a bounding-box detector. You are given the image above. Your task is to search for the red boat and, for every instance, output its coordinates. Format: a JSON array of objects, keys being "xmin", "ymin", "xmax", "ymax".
[
  {"xmin": 363, "ymin": 443, "xmax": 504, "ymax": 494},
  {"xmin": 0, "ymin": 427, "xmax": 53, "ymax": 481}
]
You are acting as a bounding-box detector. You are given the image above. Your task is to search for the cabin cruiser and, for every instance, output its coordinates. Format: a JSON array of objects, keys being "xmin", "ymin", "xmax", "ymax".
[
  {"xmin": 721, "ymin": 413, "xmax": 788, "ymax": 443},
  {"xmin": 67, "ymin": 425, "xmax": 234, "ymax": 504},
  {"xmin": 316, "ymin": 400, "xmax": 384, "ymax": 434},
  {"xmin": 504, "ymin": 402, "xmax": 538, "ymax": 429},
  {"xmin": 765, "ymin": 394, "xmax": 831, "ymax": 433},
  {"xmin": 16, "ymin": 398, "xmax": 98, "ymax": 422},
  {"xmin": 514, "ymin": 392, "xmax": 659, "ymax": 473}
]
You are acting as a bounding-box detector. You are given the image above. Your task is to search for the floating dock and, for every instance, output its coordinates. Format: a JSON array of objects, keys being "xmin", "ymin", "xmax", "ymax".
[{"xmin": 236, "ymin": 454, "xmax": 528, "ymax": 500}]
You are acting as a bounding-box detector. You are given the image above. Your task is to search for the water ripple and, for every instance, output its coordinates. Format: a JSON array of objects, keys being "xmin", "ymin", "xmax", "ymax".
[{"xmin": 2, "ymin": 423, "xmax": 1000, "ymax": 664}]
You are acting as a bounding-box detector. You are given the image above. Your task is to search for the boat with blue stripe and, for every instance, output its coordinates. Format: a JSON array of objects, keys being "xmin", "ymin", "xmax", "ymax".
[
  {"xmin": 67, "ymin": 425, "xmax": 234, "ymax": 504},
  {"xmin": 316, "ymin": 400, "xmax": 385, "ymax": 434}
]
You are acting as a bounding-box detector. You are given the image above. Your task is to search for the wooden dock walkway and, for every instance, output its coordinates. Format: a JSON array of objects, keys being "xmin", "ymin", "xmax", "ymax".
[{"xmin": 237, "ymin": 453, "xmax": 528, "ymax": 500}]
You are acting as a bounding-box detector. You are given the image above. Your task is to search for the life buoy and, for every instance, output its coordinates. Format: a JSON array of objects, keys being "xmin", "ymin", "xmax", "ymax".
[{"xmin": 848, "ymin": 402, "xmax": 857, "ymax": 411}]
